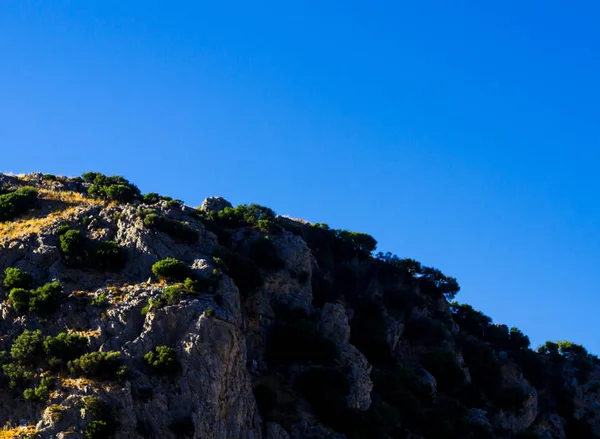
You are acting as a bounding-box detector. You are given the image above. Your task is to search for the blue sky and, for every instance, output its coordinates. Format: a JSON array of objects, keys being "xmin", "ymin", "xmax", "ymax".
[{"xmin": 2, "ymin": 1, "xmax": 600, "ymax": 353}]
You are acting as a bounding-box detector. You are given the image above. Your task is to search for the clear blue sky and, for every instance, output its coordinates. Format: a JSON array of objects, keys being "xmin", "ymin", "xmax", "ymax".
[{"xmin": 2, "ymin": 1, "xmax": 600, "ymax": 353}]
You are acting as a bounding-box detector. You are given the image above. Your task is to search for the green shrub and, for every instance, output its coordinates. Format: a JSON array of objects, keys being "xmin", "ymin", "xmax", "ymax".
[
  {"xmin": 43, "ymin": 174, "xmax": 57, "ymax": 181},
  {"xmin": 249, "ymin": 236, "xmax": 284, "ymax": 271},
  {"xmin": 141, "ymin": 298, "xmax": 161, "ymax": 316},
  {"xmin": 151, "ymin": 258, "xmax": 190, "ymax": 281},
  {"xmin": 213, "ymin": 247, "xmax": 263, "ymax": 295},
  {"xmin": 44, "ymin": 332, "xmax": 88, "ymax": 362},
  {"xmin": 84, "ymin": 172, "xmax": 141, "ymax": 203},
  {"xmin": 509, "ymin": 327, "xmax": 531, "ymax": 351},
  {"xmin": 23, "ymin": 376, "xmax": 54, "ymax": 401},
  {"xmin": 82, "ymin": 395, "xmax": 107, "ymax": 418},
  {"xmin": 91, "ymin": 292, "xmax": 108, "ymax": 307},
  {"xmin": 3, "ymin": 267, "xmax": 33, "ymax": 290},
  {"xmin": 90, "ymin": 240, "xmax": 125, "ymax": 270},
  {"xmin": 29, "ymin": 281, "xmax": 62, "ymax": 315},
  {"xmin": 2, "ymin": 363, "xmax": 34, "ymax": 388},
  {"xmin": 450, "ymin": 302, "xmax": 492, "ymax": 338},
  {"xmin": 162, "ymin": 285, "xmax": 183, "ymax": 304},
  {"xmin": 85, "ymin": 420, "xmax": 110, "ymax": 439},
  {"xmin": 144, "ymin": 346, "xmax": 177, "ymax": 374},
  {"xmin": 204, "ymin": 308, "xmax": 215, "ymax": 317},
  {"xmin": 142, "ymin": 212, "xmax": 198, "ymax": 243},
  {"xmin": 60, "ymin": 228, "xmax": 125, "ymax": 270},
  {"xmin": 336, "ymin": 230, "xmax": 377, "ymax": 254},
  {"xmin": 68, "ymin": 351, "xmax": 122, "ymax": 379},
  {"xmin": 142, "ymin": 192, "xmax": 160, "ymax": 204},
  {"xmin": 11, "ymin": 330, "xmax": 44, "ymax": 366},
  {"xmin": 213, "ymin": 204, "xmax": 277, "ymax": 232},
  {"xmin": 183, "ymin": 277, "xmax": 199, "ymax": 293},
  {"xmin": 8, "ymin": 288, "xmax": 31, "ymax": 313},
  {"xmin": 60, "ymin": 229, "xmax": 86, "ymax": 265},
  {"xmin": 376, "ymin": 253, "xmax": 460, "ymax": 300},
  {"xmin": 0, "ymin": 187, "xmax": 38, "ymax": 221}
]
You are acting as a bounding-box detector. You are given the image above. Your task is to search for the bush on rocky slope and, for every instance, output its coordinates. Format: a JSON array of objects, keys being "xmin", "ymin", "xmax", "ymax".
[{"xmin": 0, "ymin": 186, "xmax": 38, "ymax": 221}]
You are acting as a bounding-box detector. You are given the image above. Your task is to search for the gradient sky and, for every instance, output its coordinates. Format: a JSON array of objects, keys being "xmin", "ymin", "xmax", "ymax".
[{"xmin": 2, "ymin": 1, "xmax": 600, "ymax": 353}]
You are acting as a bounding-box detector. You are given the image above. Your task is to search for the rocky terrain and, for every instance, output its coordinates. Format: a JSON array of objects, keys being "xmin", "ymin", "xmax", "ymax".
[{"xmin": 0, "ymin": 171, "xmax": 598, "ymax": 439}]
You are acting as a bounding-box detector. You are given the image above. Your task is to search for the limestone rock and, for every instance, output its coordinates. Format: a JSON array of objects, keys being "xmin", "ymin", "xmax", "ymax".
[
  {"xmin": 200, "ymin": 196, "xmax": 233, "ymax": 213},
  {"xmin": 319, "ymin": 303, "xmax": 350, "ymax": 344}
]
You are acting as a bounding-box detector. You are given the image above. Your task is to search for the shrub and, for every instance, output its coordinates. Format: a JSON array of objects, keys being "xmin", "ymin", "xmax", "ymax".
[
  {"xmin": 336, "ymin": 230, "xmax": 377, "ymax": 254},
  {"xmin": 249, "ymin": 236, "xmax": 284, "ymax": 271},
  {"xmin": 0, "ymin": 187, "xmax": 38, "ymax": 221},
  {"xmin": 60, "ymin": 227, "xmax": 125, "ymax": 270},
  {"xmin": 509, "ymin": 327, "xmax": 531, "ymax": 351},
  {"xmin": 44, "ymin": 332, "xmax": 88, "ymax": 362},
  {"xmin": 213, "ymin": 204, "xmax": 277, "ymax": 232},
  {"xmin": 8, "ymin": 288, "xmax": 31, "ymax": 313},
  {"xmin": 60, "ymin": 229, "xmax": 86, "ymax": 265},
  {"xmin": 82, "ymin": 395, "xmax": 107, "ymax": 418},
  {"xmin": 84, "ymin": 172, "xmax": 141, "ymax": 203},
  {"xmin": 450, "ymin": 302, "xmax": 492, "ymax": 338},
  {"xmin": 213, "ymin": 247, "xmax": 263, "ymax": 295},
  {"xmin": 11, "ymin": 330, "xmax": 44, "ymax": 365},
  {"xmin": 3, "ymin": 267, "xmax": 33, "ymax": 290},
  {"xmin": 142, "ymin": 192, "xmax": 160, "ymax": 204},
  {"xmin": 91, "ymin": 292, "xmax": 108, "ymax": 307},
  {"xmin": 144, "ymin": 346, "xmax": 177, "ymax": 374},
  {"xmin": 152, "ymin": 258, "xmax": 190, "ymax": 281},
  {"xmin": 141, "ymin": 298, "xmax": 161, "ymax": 316},
  {"xmin": 29, "ymin": 281, "xmax": 62, "ymax": 315},
  {"xmin": 203, "ymin": 308, "xmax": 215, "ymax": 317},
  {"xmin": 376, "ymin": 253, "xmax": 460, "ymax": 300},
  {"xmin": 142, "ymin": 212, "xmax": 198, "ymax": 243},
  {"xmin": 85, "ymin": 420, "xmax": 110, "ymax": 439},
  {"xmin": 2, "ymin": 363, "xmax": 34, "ymax": 388},
  {"xmin": 68, "ymin": 351, "xmax": 123, "ymax": 379},
  {"xmin": 43, "ymin": 174, "xmax": 57, "ymax": 181},
  {"xmin": 162, "ymin": 285, "xmax": 184, "ymax": 304},
  {"xmin": 183, "ymin": 277, "xmax": 199, "ymax": 293},
  {"xmin": 90, "ymin": 240, "xmax": 124, "ymax": 269},
  {"xmin": 23, "ymin": 376, "xmax": 54, "ymax": 401}
]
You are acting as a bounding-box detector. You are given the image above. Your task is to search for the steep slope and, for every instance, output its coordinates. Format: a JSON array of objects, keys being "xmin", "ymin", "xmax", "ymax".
[{"xmin": 0, "ymin": 171, "xmax": 597, "ymax": 439}]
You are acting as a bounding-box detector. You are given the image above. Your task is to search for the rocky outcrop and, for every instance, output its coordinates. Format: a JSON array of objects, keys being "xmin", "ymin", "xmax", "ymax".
[
  {"xmin": 3, "ymin": 173, "xmax": 600, "ymax": 439},
  {"xmin": 319, "ymin": 303, "xmax": 350, "ymax": 344},
  {"xmin": 200, "ymin": 196, "xmax": 233, "ymax": 213}
]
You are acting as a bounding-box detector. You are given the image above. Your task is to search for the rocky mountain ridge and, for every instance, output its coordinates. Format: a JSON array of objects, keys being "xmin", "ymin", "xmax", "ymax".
[{"xmin": 0, "ymin": 171, "xmax": 597, "ymax": 439}]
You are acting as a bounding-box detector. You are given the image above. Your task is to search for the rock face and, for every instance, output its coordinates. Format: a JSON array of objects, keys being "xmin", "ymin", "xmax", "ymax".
[
  {"xmin": 200, "ymin": 196, "xmax": 233, "ymax": 213},
  {"xmin": 1, "ymin": 173, "xmax": 600, "ymax": 439},
  {"xmin": 319, "ymin": 303, "xmax": 350, "ymax": 344}
]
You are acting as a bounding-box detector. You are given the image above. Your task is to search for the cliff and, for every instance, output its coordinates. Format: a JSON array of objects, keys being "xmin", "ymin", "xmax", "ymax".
[{"xmin": 0, "ymin": 171, "xmax": 597, "ymax": 439}]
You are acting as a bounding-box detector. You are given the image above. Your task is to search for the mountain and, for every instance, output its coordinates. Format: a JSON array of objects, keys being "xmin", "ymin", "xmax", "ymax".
[{"xmin": 0, "ymin": 171, "xmax": 597, "ymax": 439}]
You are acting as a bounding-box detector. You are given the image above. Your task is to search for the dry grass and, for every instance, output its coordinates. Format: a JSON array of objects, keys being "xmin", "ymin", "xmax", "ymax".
[
  {"xmin": 72, "ymin": 329, "xmax": 101, "ymax": 338},
  {"xmin": 60, "ymin": 377, "xmax": 94, "ymax": 390},
  {"xmin": 0, "ymin": 425, "xmax": 38, "ymax": 438},
  {"xmin": 0, "ymin": 189, "xmax": 106, "ymax": 242}
]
